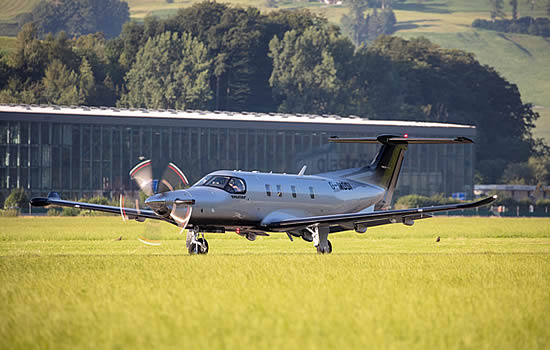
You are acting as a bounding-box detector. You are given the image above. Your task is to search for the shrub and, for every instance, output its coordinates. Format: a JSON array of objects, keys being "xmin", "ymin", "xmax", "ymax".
[
  {"xmin": 61, "ymin": 207, "xmax": 80, "ymax": 216},
  {"xmin": 47, "ymin": 208, "xmax": 60, "ymax": 216},
  {"xmin": 394, "ymin": 194, "xmax": 459, "ymax": 209},
  {"xmin": 4, "ymin": 188, "xmax": 28, "ymax": 209},
  {"xmin": 0, "ymin": 209, "xmax": 19, "ymax": 217}
]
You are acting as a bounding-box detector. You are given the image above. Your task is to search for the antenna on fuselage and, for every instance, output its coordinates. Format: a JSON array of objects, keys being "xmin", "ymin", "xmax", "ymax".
[{"xmin": 298, "ymin": 165, "xmax": 307, "ymax": 176}]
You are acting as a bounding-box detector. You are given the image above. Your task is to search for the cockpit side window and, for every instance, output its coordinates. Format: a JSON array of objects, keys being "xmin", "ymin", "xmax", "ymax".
[
  {"xmin": 225, "ymin": 177, "xmax": 246, "ymax": 194},
  {"xmin": 196, "ymin": 175, "xmax": 247, "ymax": 194},
  {"xmin": 194, "ymin": 175, "xmax": 212, "ymax": 187},
  {"xmin": 205, "ymin": 176, "xmax": 230, "ymax": 189}
]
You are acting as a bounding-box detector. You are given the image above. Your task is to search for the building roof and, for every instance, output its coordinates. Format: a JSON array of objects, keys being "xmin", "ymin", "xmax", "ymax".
[{"xmin": 0, "ymin": 104, "xmax": 475, "ymax": 130}]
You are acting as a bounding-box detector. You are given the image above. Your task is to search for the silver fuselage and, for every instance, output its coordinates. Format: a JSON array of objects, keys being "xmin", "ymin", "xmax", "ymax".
[{"xmin": 157, "ymin": 170, "xmax": 385, "ymax": 231}]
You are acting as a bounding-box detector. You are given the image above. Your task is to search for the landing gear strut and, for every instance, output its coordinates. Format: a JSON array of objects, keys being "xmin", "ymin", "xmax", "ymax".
[
  {"xmin": 306, "ymin": 224, "xmax": 333, "ymax": 254},
  {"xmin": 187, "ymin": 226, "xmax": 209, "ymax": 255}
]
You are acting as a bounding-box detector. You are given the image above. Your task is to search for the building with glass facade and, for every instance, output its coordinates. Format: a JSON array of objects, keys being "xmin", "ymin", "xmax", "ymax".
[{"xmin": 0, "ymin": 105, "xmax": 476, "ymax": 203}]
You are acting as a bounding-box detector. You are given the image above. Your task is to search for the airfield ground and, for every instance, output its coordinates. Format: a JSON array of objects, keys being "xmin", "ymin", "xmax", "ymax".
[{"xmin": 0, "ymin": 216, "xmax": 549, "ymax": 349}]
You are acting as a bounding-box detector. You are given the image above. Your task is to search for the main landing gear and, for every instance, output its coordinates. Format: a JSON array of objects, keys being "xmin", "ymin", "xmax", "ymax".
[
  {"xmin": 187, "ymin": 226, "xmax": 209, "ymax": 255},
  {"xmin": 306, "ymin": 224, "xmax": 333, "ymax": 254}
]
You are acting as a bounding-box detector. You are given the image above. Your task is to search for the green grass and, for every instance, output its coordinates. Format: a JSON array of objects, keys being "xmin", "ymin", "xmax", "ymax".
[
  {"xmin": 1, "ymin": 216, "xmax": 550, "ymax": 349},
  {"xmin": 0, "ymin": 0, "xmax": 39, "ymax": 21},
  {"xmin": 0, "ymin": 36, "xmax": 16, "ymax": 57}
]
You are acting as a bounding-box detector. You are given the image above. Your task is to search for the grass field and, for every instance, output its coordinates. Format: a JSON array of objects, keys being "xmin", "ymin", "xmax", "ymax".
[{"xmin": 1, "ymin": 216, "xmax": 549, "ymax": 349}]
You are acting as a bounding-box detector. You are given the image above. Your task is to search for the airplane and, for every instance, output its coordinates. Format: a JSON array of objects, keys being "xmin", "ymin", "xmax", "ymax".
[{"xmin": 30, "ymin": 134, "xmax": 497, "ymax": 254}]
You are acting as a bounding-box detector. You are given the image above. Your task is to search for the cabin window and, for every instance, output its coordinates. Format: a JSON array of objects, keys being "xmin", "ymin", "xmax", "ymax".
[
  {"xmin": 265, "ymin": 184, "xmax": 271, "ymax": 197},
  {"xmin": 309, "ymin": 186, "xmax": 315, "ymax": 199},
  {"xmin": 276, "ymin": 185, "xmax": 283, "ymax": 197},
  {"xmin": 291, "ymin": 185, "xmax": 297, "ymax": 198}
]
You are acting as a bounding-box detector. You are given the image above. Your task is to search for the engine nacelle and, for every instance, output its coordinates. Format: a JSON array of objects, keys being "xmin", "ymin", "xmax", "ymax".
[{"xmin": 354, "ymin": 224, "xmax": 368, "ymax": 234}]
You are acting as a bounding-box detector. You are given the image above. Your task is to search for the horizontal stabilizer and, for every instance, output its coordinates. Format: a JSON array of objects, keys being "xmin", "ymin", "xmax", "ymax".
[{"xmin": 329, "ymin": 135, "xmax": 473, "ymax": 144}]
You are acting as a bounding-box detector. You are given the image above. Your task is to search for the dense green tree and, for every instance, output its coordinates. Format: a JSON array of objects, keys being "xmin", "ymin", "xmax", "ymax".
[
  {"xmin": 11, "ymin": 23, "xmax": 48, "ymax": 81},
  {"xmin": 501, "ymin": 156, "xmax": 550, "ymax": 184},
  {"xmin": 78, "ymin": 57, "xmax": 95, "ymax": 103},
  {"xmin": 269, "ymin": 26, "xmax": 345, "ymax": 114},
  {"xmin": 369, "ymin": 36, "xmax": 539, "ymax": 182},
  {"xmin": 118, "ymin": 31, "xmax": 212, "ymax": 110},
  {"xmin": 31, "ymin": 0, "xmax": 130, "ymax": 38},
  {"xmin": 42, "ymin": 59, "xmax": 82, "ymax": 105},
  {"xmin": 165, "ymin": 3, "xmax": 264, "ymax": 111},
  {"xmin": 0, "ymin": 78, "xmax": 42, "ymax": 104}
]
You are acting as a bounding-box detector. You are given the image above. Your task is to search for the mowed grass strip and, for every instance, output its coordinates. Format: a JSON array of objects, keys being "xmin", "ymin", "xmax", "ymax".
[
  {"xmin": 1, "ymin": 254, "xmax": 549, "ymax": 349},
  {"xmin": 0, "ymin": 217, "xmax": 549, "ymax": 349}
]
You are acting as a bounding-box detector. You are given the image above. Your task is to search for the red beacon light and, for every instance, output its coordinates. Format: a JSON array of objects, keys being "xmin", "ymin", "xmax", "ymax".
[{"xmin": 403, "ymin": 133, "xmax": 409, "ymax": 138}]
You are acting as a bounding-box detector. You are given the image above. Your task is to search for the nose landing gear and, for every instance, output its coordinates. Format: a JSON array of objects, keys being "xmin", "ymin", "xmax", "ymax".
[{"xmin": 187, "ymin": 226, "xmax": 209, "ymax": 255}]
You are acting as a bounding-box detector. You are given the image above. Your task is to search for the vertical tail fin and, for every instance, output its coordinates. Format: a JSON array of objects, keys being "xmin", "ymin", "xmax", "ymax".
[{"xmin": 328, "ymin": 135, "xmax": 473, "ymax": 209}]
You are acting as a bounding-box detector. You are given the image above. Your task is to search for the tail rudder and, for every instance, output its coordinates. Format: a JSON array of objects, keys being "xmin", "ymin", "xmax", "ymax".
[{"xmin": 328, "ymin": 135, "xmax": 473, "ymax": 209}]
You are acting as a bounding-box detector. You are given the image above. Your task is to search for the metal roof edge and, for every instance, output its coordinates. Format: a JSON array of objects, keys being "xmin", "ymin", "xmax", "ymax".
[{"xmin": 0, "ymin": 104, "xmax": 476, "ymax": 129}]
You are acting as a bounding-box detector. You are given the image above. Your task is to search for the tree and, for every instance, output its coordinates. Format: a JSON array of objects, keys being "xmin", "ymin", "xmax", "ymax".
[
  {"xmin": 510, "ymin": 0, "xmax": 519, "ymax": 20},
  {"xmin": 269, "ymin": 27, "xmax": 345, "ymax": 114},
  {"xmin": 42, "ymin": 59, "xmax": 82, "ymax": 105},
  {"xmin": 369, "ymin": 36, "xmax": 539, "ymax": 183},
  {"xmin": 501, "ymin": 156, "xmax": 550, "ymax": 184},
  {"xmin": 0, "ymin": 78, "xmax": 42, "ymax": 104},
  {"xmin": 341, "ymin": 0, "xmax": 396, "ymax": 45},
  {"xmin": 526, "ymin": 0, "xmax": 537, "ymax": 12},
  {"xmin": 118, "ymin": 31, "xmax": 212, "ymax": 110},
  {"xmin": 78, "ymin": 57, "xmax": 95, "ymax": 103},
  {"xmin": 341, "ymin": 0, "xmax": 370, "ymax": 45},
  {"xmin": 31, "ymin": 0, "xmax": 130, "ymax": 38},
  {"xmin": 11, "ymin": 23, "xmax": 48, "ymax": 81},
  {"xmin": 489, "ymin": 0, "xmax": 506, "ymax": 20},
  {"xmin": 4, "ymin": 188, "xmax": 28, "ymax": 209}
]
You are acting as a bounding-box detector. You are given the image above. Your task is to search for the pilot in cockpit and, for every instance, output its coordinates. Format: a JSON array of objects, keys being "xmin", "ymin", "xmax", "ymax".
[{"xmin": 227, "ymin": 178, "xmax": 245, "ymax": 193}]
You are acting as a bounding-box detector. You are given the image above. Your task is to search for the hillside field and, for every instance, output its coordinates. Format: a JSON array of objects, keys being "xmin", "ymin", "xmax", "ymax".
[{"xmin": 1, "ymin": 216, "xmax": 550, "ymax": 349}]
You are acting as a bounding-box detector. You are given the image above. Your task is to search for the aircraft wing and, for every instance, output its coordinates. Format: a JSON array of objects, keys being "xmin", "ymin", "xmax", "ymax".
[
  {"xmin": 264, "ymin": 196, "xmax": 497, "ymax": 231},
  {"xmin": 30, "ymin": 192, "xmax": 167, "ymax": 223}
]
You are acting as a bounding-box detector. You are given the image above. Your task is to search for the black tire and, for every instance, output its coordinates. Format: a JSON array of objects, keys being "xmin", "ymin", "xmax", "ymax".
[
  {"xmin": 316, "ymin": 240, "xmax": 332, "ymax": 254},
  {"xmin": 188, "ymin": 242, "xmax": 200, "ymax": 255},
  {"xmin": 197, "ymin": 237, "xmax": 209, "ymax": 254}
]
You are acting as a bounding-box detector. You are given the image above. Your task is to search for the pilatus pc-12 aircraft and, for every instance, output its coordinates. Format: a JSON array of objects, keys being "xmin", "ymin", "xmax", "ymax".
[{"xmin": 31, "ymin": 134, "xmax": 496, "ymax": 254}]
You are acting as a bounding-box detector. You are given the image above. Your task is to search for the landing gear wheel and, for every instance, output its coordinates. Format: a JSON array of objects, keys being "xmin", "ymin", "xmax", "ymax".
[
  {"xmin": 317, "ymin": 240, "xmax": 332, "ymax": 254},
  {"xmin": 188, "ymin": 238, "xmax": 209, "ymax": 255}
]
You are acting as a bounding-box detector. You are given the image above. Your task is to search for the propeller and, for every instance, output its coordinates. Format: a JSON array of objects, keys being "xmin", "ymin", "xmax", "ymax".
[{"xmin": 127, "ymin": 160, "xmax": 194, "ymax": 233}]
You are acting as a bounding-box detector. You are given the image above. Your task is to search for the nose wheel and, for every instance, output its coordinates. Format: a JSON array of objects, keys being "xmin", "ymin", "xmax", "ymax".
[
  {"xmin": 188, "ymin": 237, "xmax": 209, "ymax": 255},
  {"xmin": 187, "ymin": 226, "xmax": 209, "ymax": 255},
  {"xmin": 307, "ymin": 224, "xmax": 333, "ymax": 254},
  {"xmin": 317, "ymin": 240, "xmax": 332, "ymax": 254}
]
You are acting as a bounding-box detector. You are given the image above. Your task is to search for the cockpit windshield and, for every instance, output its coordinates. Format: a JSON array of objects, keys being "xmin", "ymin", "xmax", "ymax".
[{"xmin": 195, "ymin": 175, "xmax": 247, "ymax": 194}]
